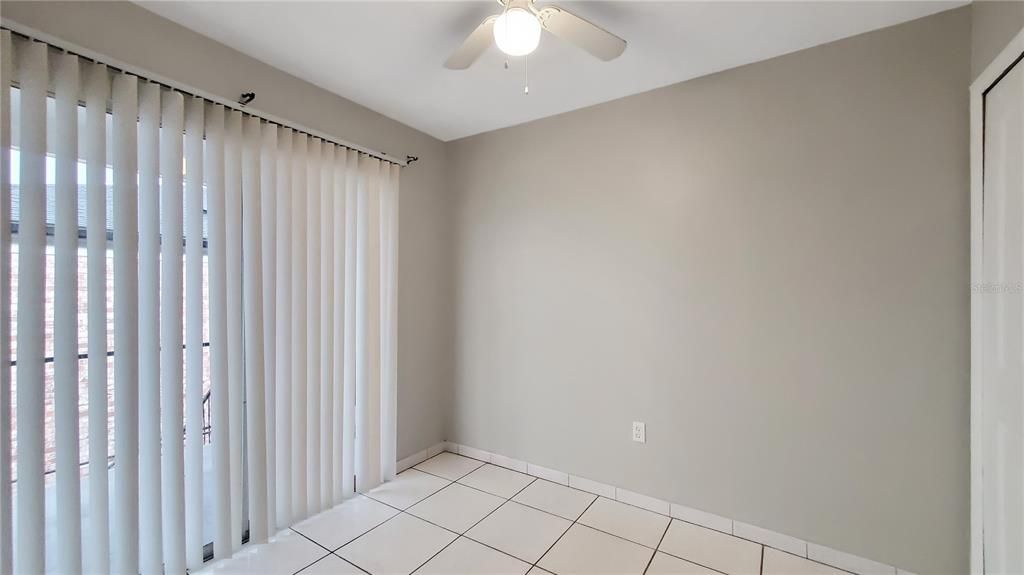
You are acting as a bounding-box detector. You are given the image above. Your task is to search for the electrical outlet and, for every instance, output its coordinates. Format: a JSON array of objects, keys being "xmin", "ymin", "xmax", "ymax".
[{"xmin": 632, "ymin": 421, "xmax": 646, "ymax": 444}]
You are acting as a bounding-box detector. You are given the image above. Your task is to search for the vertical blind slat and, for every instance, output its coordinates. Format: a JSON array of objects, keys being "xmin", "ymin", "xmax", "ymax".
[
  {"xmin": 342, "ymin": 149, "xmax": 359, "ymax": 498},
  {"xmin": 320, "ymin": 143, "xmax": 334, "ymax": 506},
  {"xmin": 0, "ymin": 30, "xmax": 13, "ymax": 575},
  {"xmin": 381, "ymin": 164, "xmax": 398, "ymax": 482},
  {"xmin": 84, "ymin": 60, "xmax": 111, "ymax": 575},
  {"xmin": 137, "ymin": 79, "xmax": 163, "ymax": 575},
  {"xmin": 206, "ymin": 103, "xmax": 232, "ymax": 559},
  {"xmin": 306, "ymin": 138, "xmax": 322, "ymax": 514},
  {"xmin": 184, "ymin": 95, "xmax": 206, "ymax": 569},
  {"xmin": 225, "ymin": 109, "xmax": 245, "ymax": 551},
  {"xmin": 353, "ymin": 157, "xmax": 369, "ymax": 492},
  {"xmin": 243, "ymin": 115, "xmax": 269, "ymax": 544},
  {"xmin": 54, "ymin": 51, "xmax": 84, "ymax": 574},
  {"xmin": 389, "ymin": 165, "xmax": 401, "ymax": 480},
  {"xmin": 112, "ymin": 70, "xmax": 140, "ymax": 575},
  {"xmin": 363, "ymin": 158, "xmax": 383, "ymax": 490},
  {"xmin": 378, "ymin": 165, "xmax": 390, "ymax": 481},
  {"xmin": 14, "ymin": 40, "xmax": 47, "ymax": 575},
  {"xmin": 274, "ymin": 127, "xmax": 293, "ymax": 528},
  {"xmin": 159, "ymin": 89, "xmax": 186, "ymax": 575},
  {"xmin": 331, "ymin": 149, "xmax": 348, "ymax": 505},
  {"xmin": 291, "ymin": 132, "xmax": 308, "ymax": 520},
  {"xmin": 260, "ymin": 122, "xmax": 279, "ymax": 533}
]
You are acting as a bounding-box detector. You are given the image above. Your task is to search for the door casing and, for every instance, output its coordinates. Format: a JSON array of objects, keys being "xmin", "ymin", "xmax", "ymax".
[{"xmin": 970, "ymin": 24, "xmax": 1024, "ymax": 575}]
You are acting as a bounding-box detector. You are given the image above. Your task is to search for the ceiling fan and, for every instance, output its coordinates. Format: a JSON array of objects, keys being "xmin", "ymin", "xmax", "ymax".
[{"xmin": 444, "ymin": 0, "xmax": 627, "ymax": 69}]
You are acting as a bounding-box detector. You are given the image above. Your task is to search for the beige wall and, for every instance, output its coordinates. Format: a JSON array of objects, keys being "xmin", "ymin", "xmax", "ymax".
[
  {"xmin": 0, "ymin": 0, "xmax": 454, "ymax": 460},
  {"xmin": 971, "ymin": 0, "xmax": 1024, "ymax": 81},
  {"xmin": 448, "ymin": 8, "xmax": 971, "ymax": 574}
]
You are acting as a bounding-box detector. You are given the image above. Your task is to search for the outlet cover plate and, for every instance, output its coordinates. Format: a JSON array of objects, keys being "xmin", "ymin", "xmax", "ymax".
[{"xmin": 632, "ymin": 421, "xmax": 646, "ymax": 443}]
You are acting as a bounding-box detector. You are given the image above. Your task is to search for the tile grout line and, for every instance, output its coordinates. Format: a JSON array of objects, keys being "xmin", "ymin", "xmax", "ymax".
[
  {"xmin": 456, "ymin": 476, "xmax": 544, "ymax": 567},
  {"xmin": 446, "ymin": 445, "xmax": 882, "ymax": 575},
  {"xmin": 414, "ymin": 455, "xmax": 488, "ymax": 482},
  {"xmin": 288, "ymin": 511, "xmax": 376, "ymax": 568},
  {"xmin": 214, "ymin": 451, "xmax": 718, "ymax": 575},
  {"xmin": 445, "ymin": 452, "xmax": 737, "ymax": 575},
  {"xmin": 448, "ymin": 467, "xmax": 660, "ymax": 556},
  {"xmin": 333, "ymin": 554, "xmax": 373, "ymax": 575},
  {"xmin": 405, "ymin": 530, "xmax": 461, "ymax": 575},
  {"xmin": 458, "ymin": 498, "xmax": 651, "ymax": 568},
  {"xmin": 509, "ymin": 489, "xmax": 673, "ymax": 555},
  {"xmin": 411, "ymin": 454, "xmax": 693, "ymax": 565},
  {"xmin": 641, "ymin": 519, "xmax": 673, "ymax": 575},
  {"xmin": 568, "ymin": 497, "xmax": 671, "ymax": 550},
  {"xmin": 357, "ymin": 454, "xmax": 546, "ymax": 569},
  {"xmin": 529, "ymin": 492, "xmax": 600, "ymax": 572},
  {"xmin": 411, "ymin": 464, "xmax": 524, "ymax": 500},
  {"xmin": 302, "ymin": 453, "xmax": 724, "ymax": 575},
  {"xmin": 302, "ymin": 452, "xmax": 806, "ymax": 575},
  {"xmin": 338, "ymin": 480, "xmax": 461, "ymax": 575},
  {"xmin": 287, "ymin": 530, "xmax": 366, "ymax": 575},
  {"xmin": 407, "ymin": 470, "xmax": 540, "ymax": 575},
  {"xmin": 289, "ymin": 522, "xmax": 374, "ymax": 575},
  {"xmin": 654, "ymin": 548, "xmax": 734, "ymax": 575},
  {"xmin": 291, "ymin": 527, "xmax": 337, "ymax": 556},
  {"xmin": 462, "ymin": 474, "xmax": 539, "ymax": 537},
  {"xmin": 287, "ymin": 547, "xmax": 335, "ymax": 575},
  {"xmin": 333, "ymin": 489, "xmax": 446, "ymax": 557},
  {"xmin": 404, "ymin": 483, "xmax": 506, "ymax": 538},
  {"xmin": 450, "ymin": 446, "xmax": 864, "ymax": 572},
  {"xmin": 445, "ymin": 449, "xmax": 748, "ymax": 543},
  {"xmin": 290, "ymin": 502, "xmax": 397, "ymax": 555}
]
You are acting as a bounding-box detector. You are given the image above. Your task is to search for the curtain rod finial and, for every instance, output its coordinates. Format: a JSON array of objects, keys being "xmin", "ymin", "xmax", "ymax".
[
  {"xmin": 238, "ymin": 92, "xmax": 255, "ymax": 106},
  {"xmin": 406, "ymin": 155, "xmax": 419, "ymax": 165}
]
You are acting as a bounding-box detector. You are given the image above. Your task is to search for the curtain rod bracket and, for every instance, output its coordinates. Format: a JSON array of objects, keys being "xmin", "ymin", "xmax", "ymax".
[{"xmin": 238, "ymin": 91, "xmax": 256, "ymax": 106}]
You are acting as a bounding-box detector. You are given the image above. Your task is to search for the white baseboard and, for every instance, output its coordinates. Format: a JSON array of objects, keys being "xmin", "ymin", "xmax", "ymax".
[
  {"xmin": 396, "ymin": 441, "xmax": 448, "ymax": 473},
  {"xmin": 433, "ymin": 441, "xmax": 908, "ymax": 575},
  {"xmin": 490, "ymin": 453, "xmax": 528, "ymax": 473}
]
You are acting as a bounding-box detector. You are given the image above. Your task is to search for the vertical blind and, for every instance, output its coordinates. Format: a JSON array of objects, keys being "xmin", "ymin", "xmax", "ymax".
[{"xmin": 0, "ymin": 31, "xmax": 400, "ymax": 574}]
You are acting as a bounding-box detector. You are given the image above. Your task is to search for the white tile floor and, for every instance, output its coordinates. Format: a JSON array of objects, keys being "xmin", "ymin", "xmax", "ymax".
[{"xmin": 197, "ymin": 452, "xmax": 853, "ymax": 575}]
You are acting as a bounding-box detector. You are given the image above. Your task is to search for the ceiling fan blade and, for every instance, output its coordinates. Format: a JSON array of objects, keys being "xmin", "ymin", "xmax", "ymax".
[
  {"xmin": 445, "ymin": 16, "xmax": 497, "ymax": 69},
  {"xmin": 537, "ymin": 6, "xmax": 626, "ymax": 61}
]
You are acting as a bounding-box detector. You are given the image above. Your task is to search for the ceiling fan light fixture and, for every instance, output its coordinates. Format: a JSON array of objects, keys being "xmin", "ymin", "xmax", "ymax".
[{"xmin": 493, "ymin": 7, "xmax": 541, "ymax": 56}]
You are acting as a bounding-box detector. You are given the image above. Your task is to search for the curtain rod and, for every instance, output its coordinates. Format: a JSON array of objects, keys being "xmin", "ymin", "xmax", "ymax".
[{"xmin": 1, "ymin": 22, "xmax": 415, "ymax": 168}]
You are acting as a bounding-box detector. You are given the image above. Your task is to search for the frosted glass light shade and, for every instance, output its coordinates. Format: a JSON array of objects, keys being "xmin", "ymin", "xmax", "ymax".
[{"xmin": 493, "ymin": 8, "xmax": 541, "ymax": 56}]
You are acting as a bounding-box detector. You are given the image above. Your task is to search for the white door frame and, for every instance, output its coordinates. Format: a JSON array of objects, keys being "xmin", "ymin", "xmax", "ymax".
[{"xmin": 970, "ymin": 24, "xmax": 1024, "ymax": 575}]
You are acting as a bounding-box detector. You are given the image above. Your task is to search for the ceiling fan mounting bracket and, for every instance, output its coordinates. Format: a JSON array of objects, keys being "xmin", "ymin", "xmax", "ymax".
[{"xmin": 497, "ymin": 0, "xmax": 535, "ymax": 12}]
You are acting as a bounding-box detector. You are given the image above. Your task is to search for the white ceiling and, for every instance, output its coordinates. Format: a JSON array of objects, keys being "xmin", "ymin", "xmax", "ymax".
[{"xmin": 138, "ymin": 1, "xmax": 965, "ymax": 141}]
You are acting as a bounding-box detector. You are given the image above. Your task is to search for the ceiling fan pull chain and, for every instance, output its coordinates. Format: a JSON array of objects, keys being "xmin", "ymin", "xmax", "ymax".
[{"xmin": 524, "ymin": 55, "xmax": 530, "ymax": 95}]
